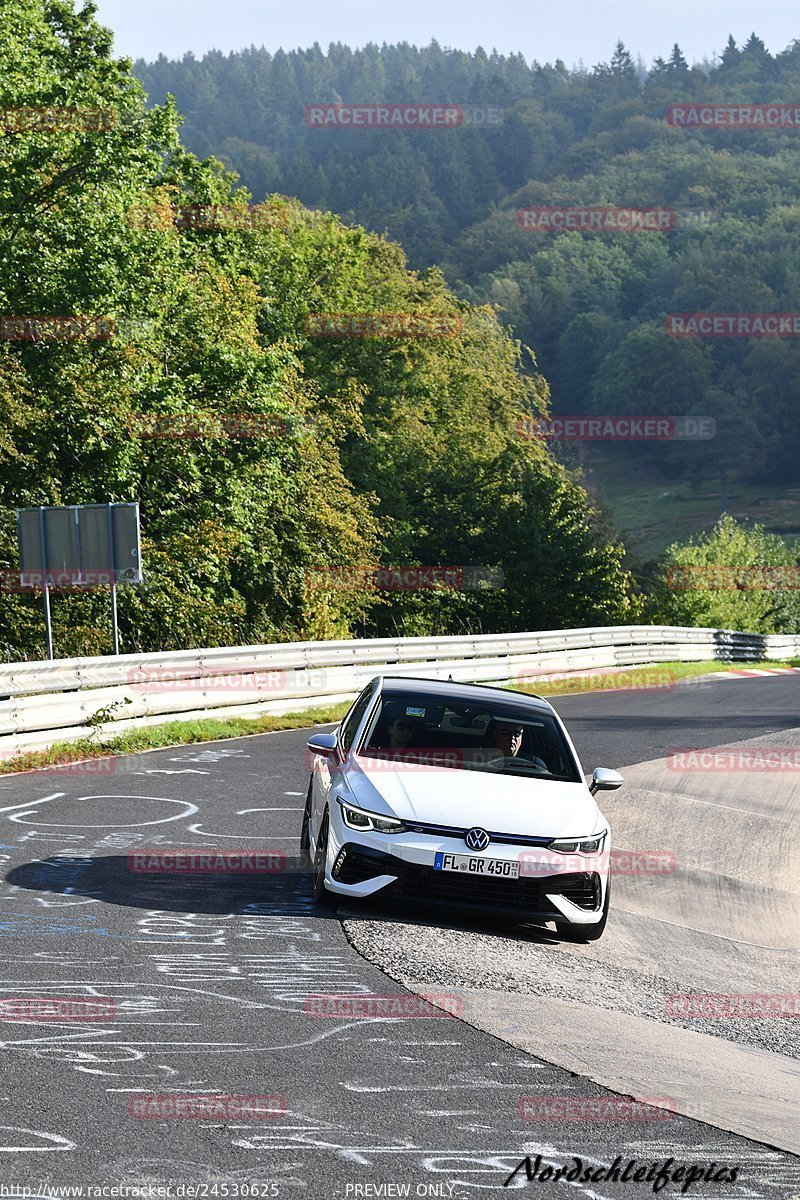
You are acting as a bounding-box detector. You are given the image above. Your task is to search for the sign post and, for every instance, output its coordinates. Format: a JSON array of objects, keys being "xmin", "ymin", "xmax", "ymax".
[
  {"xmin": 43, "ymin": 579, "xmax": 54, "ymax": 661},
  {"xmin": 16, "ymin": 503, "xmax": 142, "ymax": 660}
]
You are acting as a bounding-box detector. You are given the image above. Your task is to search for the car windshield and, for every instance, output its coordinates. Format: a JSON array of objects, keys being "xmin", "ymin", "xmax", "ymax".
[{"xmin": 357, "ymin": 690, "xmax": 581, "ymax": 783}]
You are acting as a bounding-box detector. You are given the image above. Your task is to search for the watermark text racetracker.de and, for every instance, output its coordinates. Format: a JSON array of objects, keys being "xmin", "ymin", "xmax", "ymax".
[
  {"xmin": 0, "ymin": 996, "xmax": 116, "ymax": 1021},
  {"xmin": 666, "ymin": 992, "xmax": 800, "ymax": 1018},
  {"xmin": 518, "ymin": 1097, "xmax": 676, "ymax": 1122},
  {"xmin": 516, "ymin": 667, "xmax": 679, "ymax": 693},
  {"xmin": 127, "ymin": 849, "xmax": 288, "ymax": 874},
  {"xmin": 126, "ymin": 412, "xmax": 299, "ymax": 440},
  {"xmin": 125, "ymin": 667, "xmax": 287, "ymax": 692},
  {"xmin": 0, "ymin": 315, "xmax": 114, "ymax": 342},
  {"xmin": 666, "ymin": 102, "xmax": 800, "ymax": 129},
  {"xmin": 518, "ymin": 849, "xmax": 675, "ymax": 878},
  {"xmin": 304, "ymin": 565, "xmax": 504, "ymax": 591},
  {"xmin": 0, "ymin": 105, "xmax": 115, "ymax": 132},
  {"xmin": 516, "ymin": 415, "xmax": 715, "ymax": 441},
  {"xmin": 667, "ymin": 312, "xmax": 800, "ymax": 337},
  {"xmin": 665, "ymin": 564, "xmax": 800, "ymax": 590},
  {"xmin": 0, "ymin": 750, "xmax": 116, "ymax": 774},
  {"xmin": 304, "ymin": 312, "xmax": 461, "ymax": 337},
  {"xmin": 127, "ymin": 201, "xmax": 289, "ymax": 232},
  {"xmin": 304, "ymin": 993, "xmax": 463, "ymax": 1018},
  {"xmin": 304, "ymin": 103, "xmax": 504, "ymax": 128},
  {"xmin": 668, "ymin": 747, "xmax": 800, "ymax": 771},
  {"xmin": 0, "ymin": 1190, "xmax": 279, "ymax": 1199},
  {"xmin": 1, "ymin": 569, "xmax": 119, "ymax": 592},
  {"xmin": 517, "ymin": 206, "xmax": 677, "ymax": 232},
  {"xmin": 128, "ymin": 1094, "xmax": 285, "ymax": 1119}
]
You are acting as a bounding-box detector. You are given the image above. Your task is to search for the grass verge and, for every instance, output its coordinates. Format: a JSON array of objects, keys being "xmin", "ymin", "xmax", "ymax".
[{"xmin": 0, "ymin": 702, "xmax": 352, "ymax": 776}]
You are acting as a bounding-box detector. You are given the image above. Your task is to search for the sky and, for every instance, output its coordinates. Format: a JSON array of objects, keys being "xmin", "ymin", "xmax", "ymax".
[{"xmin": 93, "ymin": 0, "xmax": 799, "ymax": 68}]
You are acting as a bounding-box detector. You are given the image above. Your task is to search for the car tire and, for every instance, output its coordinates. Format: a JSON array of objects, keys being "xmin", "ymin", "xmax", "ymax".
[
  {"xmin": 299, "ymin": 778, "xmax": 313, "ymax": 867},
  {"xmin": 557, "ymin": 880, "xmax": 610, "ymax": 943},
  {"xmin": 311, "ymin": 810, "xmax": 334, "ymax": 905}
]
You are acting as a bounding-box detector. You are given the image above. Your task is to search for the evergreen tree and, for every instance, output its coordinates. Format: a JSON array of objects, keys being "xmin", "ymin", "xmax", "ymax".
[
  {"xmin": 131, "ymin": 32, "xmax": 800, "ymax": 579},
  {"xmin": 610, "ymin": 41, "xmax": 637, "ymax": 80},
  {"xmin": 668, "ymin": 43, "xmax": 689, "ymax": 73},
  {"xmin": 719, "ymin": 34, "xmax": 741, "ymax": 70}
]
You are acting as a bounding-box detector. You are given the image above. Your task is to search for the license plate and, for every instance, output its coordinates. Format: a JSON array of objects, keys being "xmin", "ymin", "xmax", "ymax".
[{"xmin": 434, "ymin": 852, "xmax": 519, "ymax": 879}]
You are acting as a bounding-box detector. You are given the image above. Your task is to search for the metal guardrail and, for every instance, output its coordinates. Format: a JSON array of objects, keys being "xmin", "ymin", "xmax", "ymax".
[{"xmin": 0, "ymin": 625, "xmax": 796, "ymax": 756}]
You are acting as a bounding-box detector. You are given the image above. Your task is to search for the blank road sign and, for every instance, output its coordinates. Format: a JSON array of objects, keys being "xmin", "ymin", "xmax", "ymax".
[{"xmin": 17, "ymin": 503, "xmax": 142, "ymax": 585}]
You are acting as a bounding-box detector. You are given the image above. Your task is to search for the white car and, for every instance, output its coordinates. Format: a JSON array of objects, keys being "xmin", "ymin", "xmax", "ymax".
[{"xmin": 300, "ymin": 676, "xmax": 623, "ymax": 941}]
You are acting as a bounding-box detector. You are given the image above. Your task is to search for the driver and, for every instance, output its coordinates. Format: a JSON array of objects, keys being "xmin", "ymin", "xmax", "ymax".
[
  {"xmin": 492, "ymin": 721, "xmax": 525, "ymax": 758},
  {"xmin": 484, "ymin": 719, "xmax": 548, "ymax": 770}
]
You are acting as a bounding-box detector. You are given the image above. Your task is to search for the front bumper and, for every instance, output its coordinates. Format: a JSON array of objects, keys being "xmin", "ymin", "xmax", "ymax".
[{"xmin": 325, "ymin": 832, "xmax": 607, "ymax": 925}]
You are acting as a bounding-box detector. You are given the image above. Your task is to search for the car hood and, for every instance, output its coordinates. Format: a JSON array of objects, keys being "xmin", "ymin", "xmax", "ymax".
[{"xmin": 346, "ymin": 758, "xmax": 602, "ymax": 838}]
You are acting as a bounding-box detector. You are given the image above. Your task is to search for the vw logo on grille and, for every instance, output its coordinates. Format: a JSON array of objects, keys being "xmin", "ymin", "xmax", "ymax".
[{"xmin": 465, "ymin": 827, "xmax": 490, "ymax": 852}]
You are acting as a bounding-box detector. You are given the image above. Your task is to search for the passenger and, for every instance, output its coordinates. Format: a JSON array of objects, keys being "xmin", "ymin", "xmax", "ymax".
[
  {"xmin": 386, "ymin": 715, "xmax": 420, "ymax": 749},
  {"xmin": 369, "ymin": 705, "xmax": 424, "ymax": 752}
]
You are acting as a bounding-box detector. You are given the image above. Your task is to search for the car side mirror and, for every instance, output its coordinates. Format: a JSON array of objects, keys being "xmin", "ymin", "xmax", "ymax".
[
  {"xmin": 590, "ymin": 767, "xmax": 624, "ymax": 795},
  {"xmin": 307, "ymin": 732, "xmax": 339, "ymax": 759}
]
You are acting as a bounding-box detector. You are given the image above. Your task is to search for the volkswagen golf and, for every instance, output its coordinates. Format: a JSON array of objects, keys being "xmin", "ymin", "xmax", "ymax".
[{"xmin": 300, "ymin": 676, "xmax": 623, "ymax": 941}]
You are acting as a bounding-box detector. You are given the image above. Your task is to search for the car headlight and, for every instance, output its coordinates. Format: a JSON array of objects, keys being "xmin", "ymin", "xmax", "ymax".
[
  {"xmin": 549, "ymin": 832, "xmax": 607, "ymax": 855},
  {"xmin": 338, "ymin": 800, "xmax": 406, "ymax": 835}
]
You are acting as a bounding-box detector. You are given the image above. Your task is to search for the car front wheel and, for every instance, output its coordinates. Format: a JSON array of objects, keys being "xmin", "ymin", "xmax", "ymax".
[
  {"xmin": 311, "ymin": 810, "xmax": 334, "ymax": 905},
  {"xmin": 299, "ymin": 778, "xmax": 313, "ymax": 867}
]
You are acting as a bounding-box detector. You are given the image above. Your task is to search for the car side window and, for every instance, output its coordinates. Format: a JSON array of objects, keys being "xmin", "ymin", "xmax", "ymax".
[{"xmin": 340, "ymin": 686, "xmax": 374, "ymax": 755}]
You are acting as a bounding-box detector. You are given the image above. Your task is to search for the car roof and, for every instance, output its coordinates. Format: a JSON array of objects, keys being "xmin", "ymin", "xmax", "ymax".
[{"xmin": 377, "ymin": 675, "xmax": 554, "ymax": 714}]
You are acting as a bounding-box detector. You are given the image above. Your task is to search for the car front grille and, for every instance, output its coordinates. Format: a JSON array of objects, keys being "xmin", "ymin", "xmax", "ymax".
[
  {"xmin": 401, "ymin": 819, "xmax": 557, "ymax": 848},
  {"xmin": 387, "ymin": 862, "xmax": 601, "ymax": 916},
  {"xmin": 332, "ymin": 843, "xmax": 601, "ymax": 917}
]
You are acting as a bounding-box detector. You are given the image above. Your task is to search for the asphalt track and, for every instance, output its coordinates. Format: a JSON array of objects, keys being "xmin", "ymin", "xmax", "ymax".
[{"xmin": 0, "ymin": 673, "xmax": 798, "ymax": 1199}]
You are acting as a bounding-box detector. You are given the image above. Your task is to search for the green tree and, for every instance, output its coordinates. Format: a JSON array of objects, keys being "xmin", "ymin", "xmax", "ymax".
[
  {"xmin": 651, "ymin": 516, "xmax": 800, "ymax": 633},
  {"xmin": 0, "ymin": 1, "xmax": 378, "ymax": 654},
  {"xmin": 0, "ymin": 0, "xmax": 644, "ymax": 657},
  {"xmin": 668, "ymin": 44, "xmax": 689, "ymax": 73},
  {"xmin": 591, "ymin": 324, "xmax": 713, "ymax": 418}
]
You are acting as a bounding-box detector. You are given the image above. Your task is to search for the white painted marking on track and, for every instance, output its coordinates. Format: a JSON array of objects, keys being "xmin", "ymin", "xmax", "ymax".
[
  {"xmin": 137, "ymin": 769, "xmax": 210, "ymax": 776},
  {"xmin": 0, "ymin": 1125, "xmax": 76, "ymax": 1152},
  {"xmin": 185, "ymin": 823, "xmax": 289, "ymax": 840},
  {"xmin": 236, "ymin": 808, "xmax": 297, "ymax": 814},
  {"xmin": 421, "ymin": 1110, "xmax": 479, "ymax": 1117},
  {"xmin": 367, "ymin": 1039, "xmax": 464, "ymax": 1046},
  {"xmin": 6, "ymin": 795, "xmax": 199, "ymax": 828},
  {"xmin": 342, "ymin": 1082, "xmax": 527, "ymax": 1092},
  {"xmin": 170, "ymin": 749, "xmax": 250, "ymax": 763},
  {"xmin": 0, "ymin": 793, "xmax": 64, "ymax": 815},
  {"xmin": 665, "ymin": 792, "xmax": 784, "ymax": 819},
  {"xmin": 17, "ymin": 831, "xmax": 85, "ymax": 842}
]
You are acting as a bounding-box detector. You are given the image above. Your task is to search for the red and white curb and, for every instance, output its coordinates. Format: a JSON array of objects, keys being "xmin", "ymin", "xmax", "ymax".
[{"xmin": 711, "ymin": 667, "xmax": 800, "ymax": 679}]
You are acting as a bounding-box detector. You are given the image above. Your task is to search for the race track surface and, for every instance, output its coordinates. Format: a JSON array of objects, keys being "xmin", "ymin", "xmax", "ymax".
[{"xmin": 0, "ymin": 673, "xmax": 798, "ymax": 1198}]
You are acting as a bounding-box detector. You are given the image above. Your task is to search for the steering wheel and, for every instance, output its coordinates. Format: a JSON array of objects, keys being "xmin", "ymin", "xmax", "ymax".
[{"xmin": 485, "ymin": 755, "xmax": 549, "ymax": 772}]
